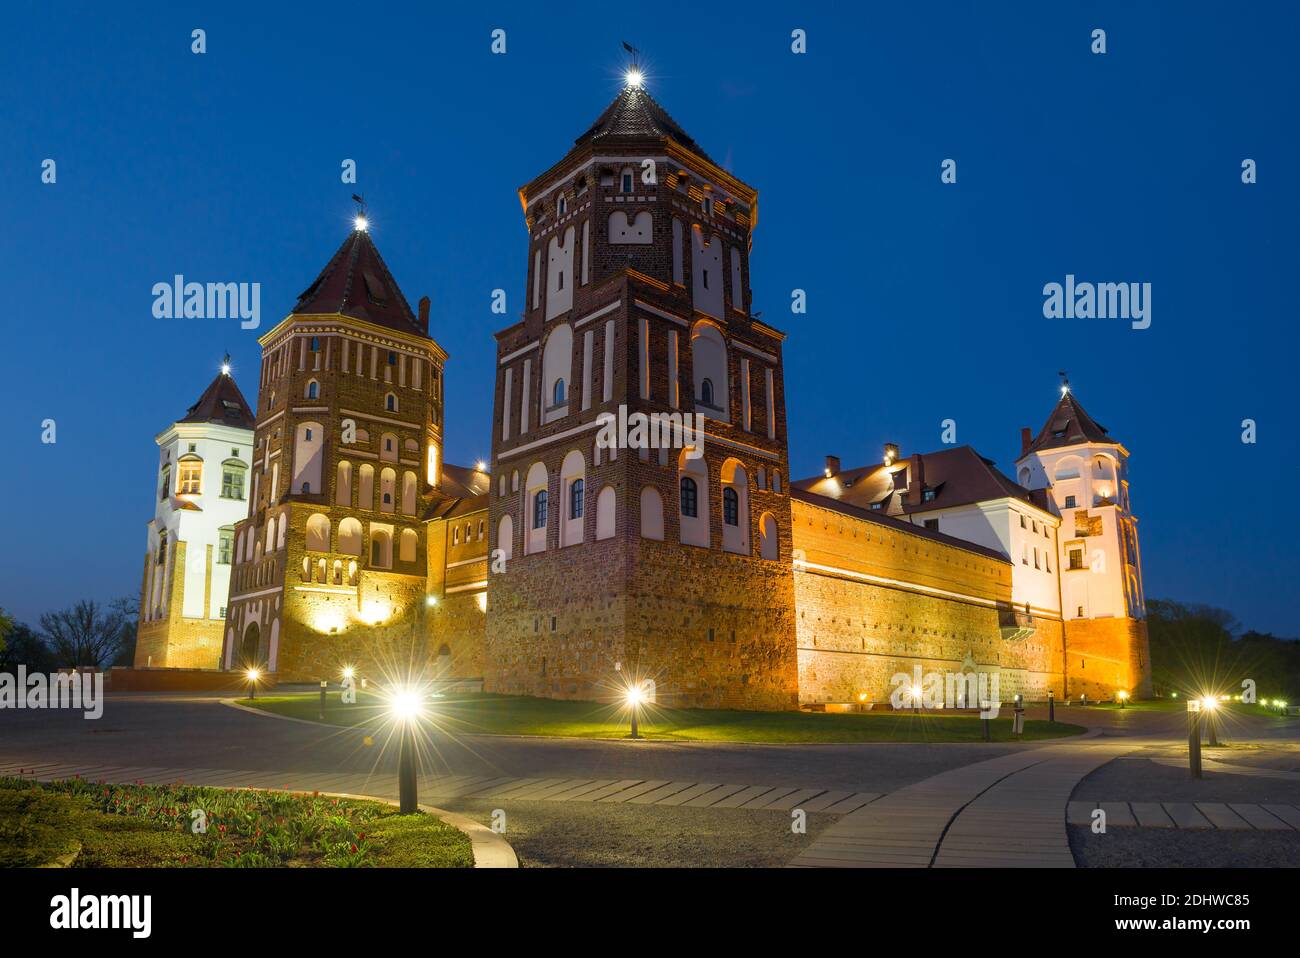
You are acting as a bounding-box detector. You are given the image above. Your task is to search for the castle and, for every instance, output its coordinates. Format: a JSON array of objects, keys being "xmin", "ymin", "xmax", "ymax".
[{"xmin": 136, "ymin": 77, "xmax": 1151, "ymax": 707}]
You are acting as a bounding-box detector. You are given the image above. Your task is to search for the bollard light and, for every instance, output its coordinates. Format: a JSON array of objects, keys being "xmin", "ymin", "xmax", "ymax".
[
  {"xmin": 1202, "ymin": 695, "xmax": 1221, "ymax": 747},
  {"xmin": 389, "ymin": 687, "xmax": 423, "ymax": 814},
  {"xmin": 245, "ymin": 668, "xmax": 261, "ymax": 700},
  {"xmin": 910, "ymin": 684, "xmax": 923, "ymax": 715},
  {"xmin": 319, "ymin": 679, "xmax": 328, "ymax": 719},
  {"xmin": 1187, "ymin": 698, "xmax": 1202, "ymax": 778},
  {"xmin": 626, "ymin": 684, "xmax": 644, "ymax": 740},
  {"xmin": 1048, "ymin": 688, "xmax": 1055, "ymax": 722},
  {"xmin": 1117, "ymin": 689, "xmax": 1129, "ymax": 709}
]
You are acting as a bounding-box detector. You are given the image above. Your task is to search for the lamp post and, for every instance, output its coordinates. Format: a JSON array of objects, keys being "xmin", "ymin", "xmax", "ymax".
[
  {"xmin": 627, "ymin": 685, "xmax": 643, "ymax": 740},
  {"xmin": 1117, "ymin": 689, "xmax": 1129, "ymax": 709},
  {"xmin": 245, "ymin": 668, "xmax": 260, "ymax": 701},
  {"xmin": 1187, "ymin": 698, "xmax": 1202, "ymax": 778},
  {"xmin": 911, "ymin": 684, "xmax": 923, "ymax": 716},
  {"xmin": 1048, "ymin": 688, "xmax": 1055, "ymax": 722},
  {"xmin": 319, "ymin": 679, "xmax": 328, "ymax": 720},
  {"xmin": 391, "ymin": 689, "xmax": 421, "ymax": 814},
  {"xmin": 1203, "ymin": 696, "xmax": 1220, "ymax": 747}
]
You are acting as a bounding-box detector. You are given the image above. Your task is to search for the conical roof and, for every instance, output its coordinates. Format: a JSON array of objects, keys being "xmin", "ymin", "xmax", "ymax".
[
  {"xmin": 291, "ymin": 226, "xmax": 426, "ymax": 337},
  {"xmin": 179, "ymin": 369, "xmax": 255, "ymax": 430},
  {"xmin": 1022, "ymin": 390, "xmax": 1114, "ymax": 456},
  {"xmin": 573, "ymin": 85, "xmax": 714, "ymax": 163}
]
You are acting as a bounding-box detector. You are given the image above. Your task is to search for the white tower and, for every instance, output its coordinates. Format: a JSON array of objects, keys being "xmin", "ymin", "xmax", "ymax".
[
  {"xmin": 1015, "ymin": 377, "xmax": 1150, "ymax": 696},
  {"xmin": 134, "ymin": 359, "xmax": 256, "ymax": 669}
]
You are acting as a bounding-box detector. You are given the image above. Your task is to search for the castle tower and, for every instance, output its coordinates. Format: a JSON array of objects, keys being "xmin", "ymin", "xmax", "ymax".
[
  {"xmin": 221, "ymin": 219, "xmax": 450, "ymax": 680},
  {"xmin": 135, "ymin": 361, "xmax": 255, "ymax": 669},
  {"xmin": 486, "ymin": 72, "xmax": 798, "ymax": 709},
  {"xmin": 1015, "ymin": 381, "xmax": 1152, "ymax": 697}
]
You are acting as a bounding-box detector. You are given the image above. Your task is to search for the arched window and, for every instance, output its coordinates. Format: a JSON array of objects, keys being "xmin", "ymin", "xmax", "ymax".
[
  {"xmin": 759, "ymin": 512, "xmax": 779, "ymax": 561},
  {"xmin": 156, "ymin": 530, "xmax": 168, "ymax": 564},
  {"xmin": 380, "ymin": 467, "xmax": 396, "ymax": 512},
  {"xmin": 336, "ymin": 461, "xmax": 353, "ymax": 506},
  {"xmin": 497, "ymin": 513, "xmax": 514, "ymax": 560},
  {"xmin": 338, "ymin": 517, "xmax": 363, "ymax": 555},
  {"xmin": 640, "ymin": 487, "xmax": 664, "ymax": 540},
  {"xmin": 358, "ymin": 464, "xmax": 374, "ymax": 509},
  {"xmin": 691, "ymin": 322, "xmax": 728, "ymax": 419},
  {"xmin": 369, "ymin": 528, "xmax": 392, "ymax": 568},
  {"xmin": 385, "ymin": 393, "xmax": 397, "ymax": 412},
  {"xmin": 700, "ymin": 378, "xmax": 714, "ymax": 407},
  {"xmin": 620, "ymin": 166, "xmax": 634, "ymax": 193},
  {"xmin": 534, "ymin": 490, "xmax": 548, "ymax": 529},
  {"xmin": 680, "ymin": 476, "xmax": 698, "ymax": 517},
  {"xmin": 723, "ymin": 487, "xmax": 739, "ymax": 526},
  {"xmin": 380, "ymin": 433, "xmax": 398, "ymax": 462},
  {"xmin": 570, "ymin": 478, "xmax": 584, "ymax": 519},
  {"xmin": 554, "ymin": 378, "xmax": 566, "ymax": 406},
  {"xmin": 595, "ymin": 486, "xmax": 616, "ymax": 540},
  {"xmin": 305, "ymin": 513, "xmax": 330, "ymax": 552},
  {"xmin": 399, "ymin": 528, "xmax": 417, "ymax": 563},
  {"xmin": 306, "ymin": 380, "xmax": 319, "ymax": 399},
  {"xmin": 401, "ymin": 471, "xmax": 417, "ymax": 515}
]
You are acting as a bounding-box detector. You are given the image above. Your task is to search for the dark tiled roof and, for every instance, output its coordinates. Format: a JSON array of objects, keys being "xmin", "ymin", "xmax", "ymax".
[
  {"xmin": 790, "ymin": 488, "xmax": 1009, "ymax": 564},
  {"xmin": 574, "ymin": 86, "xmax": 713, "ymax": 163},
  {"xmin": 421, "ymin": 462, "xmax": 490, "ymax": 521},
  {"xmin": 793, "ymin": 446, "xmax": 1042, "ymax": 517},
  {"xmin": 292, "ymin": 227, "xmax": 426, "ymax": 337},
  {"xmin": 1022, "ymin": 391, "xmax": 1113, "ymax": 455},
  {"xmin": 179, "ymin": 371, "xmax": 255, "ymax": 430}
]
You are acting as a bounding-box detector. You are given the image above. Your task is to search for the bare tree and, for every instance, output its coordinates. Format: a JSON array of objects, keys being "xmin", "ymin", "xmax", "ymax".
[{"xmin": 39, "ymin": 599, "xmax": 133, "ymax": 669}]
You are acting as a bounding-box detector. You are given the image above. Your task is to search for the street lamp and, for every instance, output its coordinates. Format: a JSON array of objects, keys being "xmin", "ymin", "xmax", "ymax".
[
  {"xmin": 245, "ymin": 668, "xmax": 261, "ymax": 700},
  {"xmin": 1117, "ymin": 689, "xmax": 1129, "ymax": 709},
  {"xmin": 1187, "ymin": 698, "xmax": 1202, "ymax": 778},
  {"xmin": 626, "ymin": 684, "xmax": 644, "ymax": 739},
  {"xmin": 390, "ymin": 687, "xmax": 423, "ymax": 814},
  {"xmin": 910, "ymin": 684, "xmax": 923, "ymax": 715},
  {"xmin": 1202, "ymin": 695, "xmax": 1220, "ymax": 747}
]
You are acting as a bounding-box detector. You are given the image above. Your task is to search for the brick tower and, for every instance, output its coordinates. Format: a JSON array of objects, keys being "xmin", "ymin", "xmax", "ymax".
[
  {"xmin": 486, "ymin": 73, "xmax": 798, "ymax": 709},
  {"xmin": 222, "ymin": 217, "xmax": 450, "ymax": 680},
  {"xmin": 1015, "ymin": 381, "xmax": 1152, "ymax": 697}
]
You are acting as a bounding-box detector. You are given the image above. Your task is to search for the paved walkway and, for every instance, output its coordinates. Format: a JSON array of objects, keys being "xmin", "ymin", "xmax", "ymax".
[
  {"xmin": 1068, "ymin": 799, "xmax": 1300, "ymax": 830},
  {"xmin": 0, "ymin": 759, "xmax": 881, "ymax": 816},
  {"xmin": 1151, "ymin": 756, "xmax": 1300, "ymax": 780},
  {"xmin": 790, "ymin": 741, "xmax": 1138, "ymax": 868}
]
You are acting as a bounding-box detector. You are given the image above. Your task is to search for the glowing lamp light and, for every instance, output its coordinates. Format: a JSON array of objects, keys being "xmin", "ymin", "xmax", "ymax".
[
  {"xmin": 425, "ymin": 595, "xmax": 438, "ymax": 608},
  {"xmin": 1201, "ymin": 696, "xmax": 1219, "ymax": 712},
  {"xmin": 1117, "ymin": 689, "xmax": 1129, "ymax": 708},
  {"xmin": 910, "ymin": 683, "xmax": 923, "ymax": 715},
  {"xmin": 354, "ymin": 214, "xmax": 368, "ymax": 231},
  {"xmin": 389, "ymin": 689, "xmax": 422, "ymax": 722},
  {"xmin": 626, "ymin": 686, "xmax": 645, "ymax": 707},
  {"xmin": 244, "ymin": 667, "xmax": 261, "ymax": 700},
  {"xmin": 475, "ymin": 460, "xmax": 487, "ymax": 473},
  {"xmin": 625, "ymin": 68, "xmax": 644, "ymax": 89},
  {"xmin": 341, "ymin": 666, "xmax": 355, "ymax": 681},
  {"xmin": 220, "ymin": 362, "xmax": 231, "ymax": 376},
  {"xmin": 246, "ymin": 668, "xmax": 261, "ymax": 683},
  {"xmin": 857, "ymin": 692, "xmax": 868, "ymax": 703}
]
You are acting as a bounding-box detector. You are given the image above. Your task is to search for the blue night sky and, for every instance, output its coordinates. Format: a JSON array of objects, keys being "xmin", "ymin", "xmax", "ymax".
[{"xmin": 1, "ymin": 2, "xmax": 1295, "ymax": 634}]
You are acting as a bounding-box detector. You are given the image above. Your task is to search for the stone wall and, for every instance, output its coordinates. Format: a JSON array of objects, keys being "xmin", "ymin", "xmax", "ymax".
[
  {"xmin": 1064, "ymin": 616, "xmax": 1152, "ymax": 699},
  {"xmin": 133, "ymin": 542, "xmax": 224, "ymax": 670}
]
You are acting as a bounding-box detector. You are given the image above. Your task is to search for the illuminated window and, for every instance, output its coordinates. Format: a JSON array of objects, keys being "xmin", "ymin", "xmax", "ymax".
[
  {"xmin": 218, "ymin": 527, "xmax": 234, "ymax": 564},
  {"xmin": 178, "ymin": 460, "xmax": 202, "ymax": 494},
  {"xmin": 723, "ymin": 487, "xmax": 739, "ymax": 526},
  {"xmin": 222, "ymin": 461, "xmax": 247, "ymax": 499},
  {"xmin": 533, "ymin": 490, "xmax": 548, "ymax": 529}
]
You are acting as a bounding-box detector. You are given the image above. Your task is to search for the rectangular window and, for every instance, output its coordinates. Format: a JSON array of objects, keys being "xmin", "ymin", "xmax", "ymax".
[
  {"xmin": 218, "ymin": 529, "xmax": 233, "ymax": 564},
  {"xmin": 1068, "ymin": 549, "xmax": 1084, "ymax": 570},
  {"xmin": 222, "ymin": 468, "xmax": 245, "ymax": 500},
  {"xmin": 924, "ymin": 519, "xmax": 938, "ymax": 531},
  {"xmin": 533, "ymin": 490, "xmax": 548, "ymax": 529},
  {"xmin": 1064, "ymin": 495, "xmax": 1077, "ymax": 508},
  {"xmin": 178, "ymin": 461, "xmax": 202, "ymax": 494}
]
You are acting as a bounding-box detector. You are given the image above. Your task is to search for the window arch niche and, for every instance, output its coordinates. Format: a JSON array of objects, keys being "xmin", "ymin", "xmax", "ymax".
[
  {"xmin": 379, "ymin": 467, "xmax": 397, "ymax": 513},
  {"xmin": 305, "ymin": 514, "xmax": 330, "ymax": 552},
  {"xmin": 759, "ymin": 512, "xmax": 779, "ymax": 560},
  {"xmin": 497, "ymin": 513, "xmax": 514, "ymax": 561},
  {"xmin": 336, "ymin": 461, "xmax": 353, "ymax": 506},
  {"xmin": 541, "ymin": 323, "xmax": 573, "ymax": 423},
  {"xmin": 338, "ymin": 517, "xmax": 363, "ymax": 556},
  {"xmin": 524, "ymin": 461, "xmax": 549, "ymax": 555},
  {"xmin": 595, "ymin": 485, "xmax": 616, "ymax": 540},
  {"xmin": 691, "ymin": 322, "xmax": 728, "ymax": 420},
  {"xmin": 369, "ymin": 526, "xmax": 393, "ymax": 568},
  {"xmin": 559, "ymin": 449, "xmax": 585, "ymax": 547},
  {"xmin": 305, "ymin": 379, "xmax": 319, "ymax": 400},
  {"xmin": 358, "ymin": 464, "xmax": 375, "ymax": 510},
  {"xmin": 720, "ymin": 457, "xmax": 750, "ymax": 555},
  {"xmin": 639, "ymin": 487, "xmax": 664, "ymax": 541},
  {"xmin": 401, "ymin": 471, "xmax": 417, "ymax": 515},
  {"xmin": 221, "ymin": 459, "xmax": 247, "ymax": 500},
  {"xmin": 609, "ymin": 210, "xmax": 653, "ymax": 244},
  {"xmin": 677, "ymin": 448, "xmax": 710, "ymax": 547},
  {"xmin": 292, "ymin": 422, "xmax": 324, "ymax": 494},
  {"xmin": 399, "ymin": 528, "xmax": 417, "ymax": 563},
  {"xmin": 385, "ymin": 392, "xmax": 398, "ymax": 413},
  {"xmin": 380, "ymin": 433, "xmax": 398, "ymax": 463}
]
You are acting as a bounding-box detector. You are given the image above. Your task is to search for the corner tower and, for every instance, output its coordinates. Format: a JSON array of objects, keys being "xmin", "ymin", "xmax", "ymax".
[
  {"xmin": 486, "ymin": 74, "xmax": 798, "ymax": 709},
  {"xmin": 1015, "ymin": 382, "xmax": 1151, "ymax": 697},
  {"xmin": 135, "ymin": 362, "xmax": 255, "ymax": 669},
  {"xmin": 222, "ymin": 220, "xmax": 449, "ymax": 680}
]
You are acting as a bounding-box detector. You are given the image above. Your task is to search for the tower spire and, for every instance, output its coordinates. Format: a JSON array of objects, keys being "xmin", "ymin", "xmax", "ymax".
[{"xmin": 1058, "ymin": 369, "xmax": 1070, "ymax": 395}]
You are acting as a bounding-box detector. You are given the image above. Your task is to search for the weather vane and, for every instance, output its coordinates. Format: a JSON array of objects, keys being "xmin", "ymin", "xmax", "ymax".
[
  {"xmin": 622, "ymin": 41, "xmax": 643, "ymax": 88},
  {"xmin": 1058, "ymin": 370, "xmax": 1071, "ymax": 395},
  {"xmin": 351, "ymin": 193, "xmax": 368, "ymax": 231}
]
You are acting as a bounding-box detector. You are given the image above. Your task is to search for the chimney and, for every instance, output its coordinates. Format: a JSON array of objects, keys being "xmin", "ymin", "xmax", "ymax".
[
  {"xmin": 418, "ymin": 296, "xmax": 430, "ymax": 332},
  {"xmin": 824, "ymin": 455, "xmax": 840, "ymax": 477},
  {"xmin": 907, "ymin": 453, "xmax": 925, "ymax": 506},
  {"xmin": 1020, "ymin": 427, "xmax": 1032, "ymax": 455},
  {"xmin": 883, "ymin": 442, "xmax": 899, "ymax": 465}
]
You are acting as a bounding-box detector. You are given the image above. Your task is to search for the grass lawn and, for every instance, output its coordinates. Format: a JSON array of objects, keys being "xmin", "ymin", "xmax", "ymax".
[
  {"xmin": 0, "ymin": 777, "xmax": 473, "ymax": 868},
  {"xmin": 241, "ymin": 690, "xmax": 1086, "ymax": 743}
]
